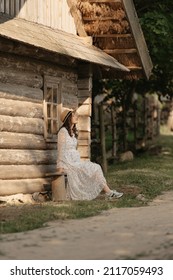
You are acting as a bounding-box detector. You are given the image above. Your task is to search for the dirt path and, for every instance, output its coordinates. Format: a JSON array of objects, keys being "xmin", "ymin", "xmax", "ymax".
[{"xmin": 0, "ymin": 191, "xmax": 173, "ymax": 260}]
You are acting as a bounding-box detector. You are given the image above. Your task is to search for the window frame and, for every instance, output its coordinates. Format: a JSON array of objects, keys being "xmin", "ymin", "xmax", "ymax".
[{"xmin": 43, "ymin": 75, "xmax": 62, "ymax": 142}]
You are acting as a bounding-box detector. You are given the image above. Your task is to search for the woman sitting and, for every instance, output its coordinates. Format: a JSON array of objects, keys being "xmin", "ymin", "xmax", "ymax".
[{"xmin": 57, "ymin": 108, "xmax": 123, "ymax": 200}]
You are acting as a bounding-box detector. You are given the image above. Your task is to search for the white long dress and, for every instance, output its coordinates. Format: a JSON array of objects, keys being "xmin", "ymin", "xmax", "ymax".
[{"xmin": 57, "ymin": 127, "xmax": 107, "ymax": 200}]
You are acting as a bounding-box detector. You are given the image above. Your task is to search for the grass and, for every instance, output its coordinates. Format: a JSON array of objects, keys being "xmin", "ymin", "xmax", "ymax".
[
  {"xmin": 107, "ymin": 134, "xmax": 173, "ymax": 201},
  {"xmin": 0, "ymin": 132, "xmax": 173, "ymax": 234}
]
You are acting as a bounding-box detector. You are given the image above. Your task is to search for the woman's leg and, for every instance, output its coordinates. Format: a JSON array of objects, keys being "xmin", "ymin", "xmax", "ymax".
[
  {"xmin": 102, "ymin": 185, "xmax": 123, "ymax": 199},
  {"xmin": 103, "ymin": 185, "xmax": 111, "ymax": 193}
]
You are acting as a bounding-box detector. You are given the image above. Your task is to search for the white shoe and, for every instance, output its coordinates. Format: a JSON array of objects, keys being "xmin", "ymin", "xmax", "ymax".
[{"xmin": 106, "ymin": 190, "xmax": 124, "ymax": 199}]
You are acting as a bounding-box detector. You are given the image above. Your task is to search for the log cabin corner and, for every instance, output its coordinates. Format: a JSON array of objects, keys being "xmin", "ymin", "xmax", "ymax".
[{"xmin": 0, "ymin": 0, "xmax": 152, "ymax": 196}]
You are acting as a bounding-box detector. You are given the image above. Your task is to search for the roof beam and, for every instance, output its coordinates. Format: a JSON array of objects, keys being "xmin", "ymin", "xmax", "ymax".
[
  {"xmin": 83, "ymin": 17, "xmax": 121, "ymax": 21},
  {"xmin": 0, "ymin": 15, "xmax": 129, "ymax": 72},
  {"xmin": 103, "ymin": 48, "xmax": 137, "ymax": 54},
  {"xmin": 67, "ymin": 0, "xmax": 87, "ymax": 37},
  {"xmin": 93, "ymin": 34, "xmax": 132, "ymax": 38},
  {"xmin": 127, "ymin": 66, "xmax": 143, "ymax": 70},
  {"xmin": 122, "ymin": 0, "xmax": 153, "ymax": 79}
]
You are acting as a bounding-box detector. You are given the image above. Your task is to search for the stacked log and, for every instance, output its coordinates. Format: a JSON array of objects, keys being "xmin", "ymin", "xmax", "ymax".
[{"xmin": 0, "ymin": 51, "xmax": 78, "ymax": 195}]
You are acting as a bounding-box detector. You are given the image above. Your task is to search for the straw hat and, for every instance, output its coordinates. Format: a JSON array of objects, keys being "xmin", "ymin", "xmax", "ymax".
[{"xmin": 60, "ymin": 108, "xmax": 73, "ymax": 123}]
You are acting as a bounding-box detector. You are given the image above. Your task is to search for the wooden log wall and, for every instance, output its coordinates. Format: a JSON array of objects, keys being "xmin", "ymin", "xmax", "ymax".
[
  {"xmin": 77, "ymin": 64, "xmax": 92, "ymax": 160},
  {"xmin": 0, "ymin": 50, "xmax": 78, "ymax": 196},
  {"xmin": 0, "ymin": 0, "xmax": 76, "ymax": 35}
]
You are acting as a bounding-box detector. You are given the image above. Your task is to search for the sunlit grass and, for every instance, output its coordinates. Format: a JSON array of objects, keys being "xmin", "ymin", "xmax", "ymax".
[{"xmin": 107, "ymin": 134, "xmax": 173, "ymax": 201}]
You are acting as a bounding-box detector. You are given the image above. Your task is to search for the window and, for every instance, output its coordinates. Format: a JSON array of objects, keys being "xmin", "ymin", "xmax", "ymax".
[{"xmin": 43, "ymin": 76, "xmax": 62, "ymax": 142}]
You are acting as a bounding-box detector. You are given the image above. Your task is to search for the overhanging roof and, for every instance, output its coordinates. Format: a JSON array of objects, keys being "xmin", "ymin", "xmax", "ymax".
[
  {"xmin": 69, "ymin": 0, "xmax": 153, "ymax": 79},
  {"xmin": 0, "ymin": 14, "xmax": 129, "ymax": 72}
]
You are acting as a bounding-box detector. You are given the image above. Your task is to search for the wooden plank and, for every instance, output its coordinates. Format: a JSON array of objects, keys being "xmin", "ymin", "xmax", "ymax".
[
  {"xmin": 77, "ymin": 104, "xmax": 91, "ymax": 116},
  {"xmin": 51, "ymin": 175, "xmax": 67, "ymax": 201},
  {"xmin": 77, "ymin": 116, "xmax": 91, "ymax": 132},
  {"xmin": 0, "ymin": 0, "xmax": 74, "ymax": 34},
  {"xmin": 57, "ymin": 0, "xmax": 62, "ymax": 29},
  {"xmin": 45, "ymin": 171, "xmax": 67, "ymax": 177},
  {"xmin": 37, "ymin": 0, "xmax": 43, "ymax": 23},
  {"xmin": 62, "ymin": 0, "xmax": 67, "ymax": 31},
  {"xmin": 78, "ymin": 139, "xmax": 90, "ymax": 146},
  {"xmin": 15, "ymin": 0, "xmax": 20, "ymax": 15},
  {"xmin": 4, "ymin": 0, "xmax": 9, "ymax": 14},
  {"xmin": 0, "ymin": 178, "xmax": 49, "ymax": 196},
  {"xmin": 78, "ymin": 131, "xmax": 91, "ymax": 140},
  {"xmin": 77, "ymin": 145, "xmax": 90, "ymax": 158},
  {"xmin": 0, "ymin": 51, "xmax": 77, "ymax": 79},
  {"xmin": 0, "ymin": 0, "xmax": 5, "ymax": 12},
  {"xmin": 0, "ymin": 164, "xmax": 56, "ymax": 179},
  {"xmin": 0, "ymin": 69, "xmax": 43, "ymax": 88},
  {"xmin": 66, "ymin": 0, "xmax": 74, "ymax": 34},
  {"xmin": 98, "ymin": 104, "xmax": 107, "ymax": 174},
  {"xmin": 0, "ymin": 115, "xmax": 44, "ymax": 135},
  {"xmin": 18, "ymin": 0, "xmax": 27, "ymax": 19},
  {"xmin": 77, "ymin": 64, "xmax": 93, "ymax": 79},
  {"xmin": 52, "ymin": 0, "xmax": 58, "ymax": 29},
  {"xmin": 46, "ymin": 0, "xmax": 51, "ymax": 27},
  {"xmin": 26, "ymin": 0, "xmax": 37, "ymax": 22},
  {"xmin": 9, "ymin": 0, "xmax": 15, "ymax": 16},
  {"xmin": 78, "ymin": 89, "xmax": 92, "ymax": 98},
  {"xmin": 83, "ymin": 16, "xmax": 122, "ymax": 21},
  {"xmin": 67, "ymin": 0, "xmax": 87, "ymax": 36},
  {"xmin": 0, "ymin": 17, "xmax": 129, "ymax": 72},
  {"xmin": 0, "ymin": 82, "xmax": 43, "ymax": 103},
  {"xmin": 0, "ymin": 132, "xmax": 56, "ymax": 150},
  {"xmin": 0, "ymin": 98, "xmax": 42, "ymax": 118},
  {"xmin": 78, "ymin": 97, "xmax": 91, "ymax": 105},
  {"xmin": 0, "ymin": 149, "xmax": 56, "ymax": 165},
  {"xmin": 77, "ymin": 78, "xmax": 92, "ymax": 91},
  {"xmin": 127, "ymin": 66, "xmax": 142, "ymax": 70},
  {"xmin": 103, "ymin": 48, "xmax": 137, "ymax": 54},
  {"xmin": 122, "ymin": 0, "xmax": 153, "ymax": 79},
  {"xmin": 93, "ymin": 34, "xmax": 132, "ymax": 38}
]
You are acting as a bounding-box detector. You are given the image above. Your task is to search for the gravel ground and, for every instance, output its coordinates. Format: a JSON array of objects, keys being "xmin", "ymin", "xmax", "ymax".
[{"xmin": 0, "ymin": 191, "xmax": 173, "ymax": 260}]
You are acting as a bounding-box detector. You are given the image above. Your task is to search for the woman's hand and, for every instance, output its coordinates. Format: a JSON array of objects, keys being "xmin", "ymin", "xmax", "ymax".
[{"xmin": 56, "ymin": 167, "xmax": 65, "ymax": 173}]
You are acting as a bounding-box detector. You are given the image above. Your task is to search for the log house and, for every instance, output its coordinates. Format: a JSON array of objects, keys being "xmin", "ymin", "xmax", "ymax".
[{"xmin": 0, "ymin": 0, "xmax": 152, "ymax": 196}]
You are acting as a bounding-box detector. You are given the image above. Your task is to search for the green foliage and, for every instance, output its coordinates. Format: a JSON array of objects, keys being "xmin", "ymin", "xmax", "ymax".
[
  {"xmin": 134, "ymin": 0, "xmax": 173, "ymax": 96},
  {"xmin": 140, "ymin": 11, "xmax": 172, "ymax": 62}
]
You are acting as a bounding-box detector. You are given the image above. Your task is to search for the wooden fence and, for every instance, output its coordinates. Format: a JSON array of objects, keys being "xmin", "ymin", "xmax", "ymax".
[{"xmin": 91, "ymin": 94, "xmax": 161, "ymax": 172}]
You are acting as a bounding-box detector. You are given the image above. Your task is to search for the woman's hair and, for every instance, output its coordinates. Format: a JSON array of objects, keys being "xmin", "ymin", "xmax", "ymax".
[{"xmin": 60, "ymin": 112, "xmax": 78, "ymax": 138}]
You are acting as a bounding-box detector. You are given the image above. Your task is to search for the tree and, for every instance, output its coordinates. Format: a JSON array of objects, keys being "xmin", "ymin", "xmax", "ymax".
[{"xmin": 134, "ymin": 0, "xmax": 173, "ymax": 96}]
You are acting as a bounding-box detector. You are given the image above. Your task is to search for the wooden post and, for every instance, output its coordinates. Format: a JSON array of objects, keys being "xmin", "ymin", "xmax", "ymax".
[
  {"xmin": 52, "ymin": 176, "xmax": 67, "ymax": 201},
  {"xmin": 122, "ymin": 96, "xmax": 127, "ymax": 151},
  {"xmin": 133, "ymin": 100, "xmax": 137, "ymax": 150},
  {"xmin": 45, "ymin": 172, "xmax": 67, "ymax": 201},
  {"xmin": 98, "ymin": 103, "xmax": 107, "ymax": 174},
  {"xmin": 111, "ymin": 104, "xmax": 117, "ymax": 158}
]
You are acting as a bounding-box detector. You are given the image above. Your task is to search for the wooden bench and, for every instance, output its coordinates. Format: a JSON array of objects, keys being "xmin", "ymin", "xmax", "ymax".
[{"xmin": 45, "ymin": 171, "xmax": 67, "ymax": 201}]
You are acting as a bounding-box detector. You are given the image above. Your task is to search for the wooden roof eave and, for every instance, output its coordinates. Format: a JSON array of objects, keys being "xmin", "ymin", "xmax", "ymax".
[
  {"xmin": 0, "ymin": 14, "xmax": 130, "ymax": 73},
  {"xmin": 71, "ymin": 0, "xmax": 153, "ymax": 80},
  {"xmin": 121, "ymin": 0, "xmax": 153, "ymax": 79}
]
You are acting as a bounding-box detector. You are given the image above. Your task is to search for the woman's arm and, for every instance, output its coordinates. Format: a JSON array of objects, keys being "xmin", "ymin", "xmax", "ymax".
[
  {"xmin": 56, "ymin": 167, "xmax": 65, "ymax": 173},
  {"xmin": 57, "ymin": 128, "xmax": 68, "ymax": 168}
]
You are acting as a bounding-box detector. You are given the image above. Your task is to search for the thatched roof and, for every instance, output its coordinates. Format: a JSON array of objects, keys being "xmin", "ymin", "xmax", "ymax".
[
  {"xmin": 0, "ymin": 13, "xmax": 129, "ymax": 72},
  {"xmin": 68, "ymin": 0, "xmax": 153, "ymax": 79}
]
